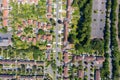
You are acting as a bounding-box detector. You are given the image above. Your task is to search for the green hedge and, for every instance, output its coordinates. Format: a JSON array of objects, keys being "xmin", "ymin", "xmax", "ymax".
[{"xmin": 110, "ymin": 0, "xmax": 120, "ymax": 79}]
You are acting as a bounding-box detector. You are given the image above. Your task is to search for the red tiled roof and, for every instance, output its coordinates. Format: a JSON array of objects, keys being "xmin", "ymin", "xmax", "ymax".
[
  {"xmin": 27, "ymin": 19, "xmax": 32, "ymax": 25},
  {"xmin": 63, "ymin": 20, "xmax": 68, "ymax": 42},
  {"xmin": 46, "ymin": 23, "xmax": 52, "ymax": 29},
  {"xmin": 16, "ymin": 32, "xmax": 22, "ymax": 37},
  {"xmin": 22, "ymin": 21, "xmax": 26, "ymax": 26},
  {"xmin": 76, "ymin": 56, "xmax": 83, "ymax": 61},
  {"xmin": 0, "ymin": 60, "xmax": 15, "ymax": 64},
  {"xmin": 78, "ymin": 70, "xmax": 84, "ymax": 78},
  {"xmin": 3, "ymin": 10, "xmax": 9, "ymax": 27},
  {"xmin": 42, "ymin": 35, "xmax": 46, "ymax": 40},
  {"xmin": 3, "ymin": 10, "xmax": 8, "ymax": 18},
  {"xmin": 2, "ymin": 0, "xmax": 8, "ymax": 8},
  {"xmin": 48, "ymin": 0, "xmax": 52, "ymax": 4},
  {"xmin": 3, "ymin": 19, "xmax": 8, "ymax": 27},
  {"xmin": 33, "ymin": 37, "xmax": 36, "ymax": 45},
  {"xmin": 18, "ymin": 25, "xmax": 23, "ymax": 31},
  {"xmin": 67, "ymin": 0, "xmax": 71, "ymax": 6},
  {"xmin": 66, "ymin": 11, "xmax": 71, "ymax": 19},
  {"xmin": 21, "ymin": 36, "xmax": 26, "ymax": 41},
  {"xmin": 33, "ymin": 20, "xmax": 37, "ymax": 25},
  {"xmin": 95, "ymin": 70, "xmax": 101, "ymax": 80},
  {"xmin": 84, "ymin": 56, "xmax": 95, "ymax": 62},
  {"xmin": 96, "ymin": 56, "xmax": 105, "ymax": 64},
  {"xmin": 63, "ymin": 52, "xmax": 69, "ymax": 63},
  {"xmin": 42, "ymin": 23, "xmax": 46, "ymax": 30},
  {"xmin": 63, "ymin": 66, "xmax": 68, "ymax": 77},
  {"xmin": 27, "ymin": 37, "xmax": 33, "ymax": 42},
  {"xmin": 46, "ymin": 34, "xmax": 52, "ymax": 41},
  {"xmin": 0, "ymin": 75, "xmax": 14, "ymax": 79},
  {"xmin": 46, "ymin": 13, "xmax": 52, "ymax": 18},
  {"xmin": 47, "ymin": 5, "xmax": 52, "ymax": 13},
  {"xmin": 34, "ymin": 0, "xmax": 38, "ymax": 3},
  {"xmin": 38, "ymin": 22, "xmax": 41, "ymax": 29},
  {"xmin": 37, "ymin": 34, "xmax": 41, "ymax": 41},
  {"xmin": 0, "ymin": 59, "xmax": 44, "ymax": 66},
  {"xmin": 47, "ymin": 54, "xmax": 51, "ymax": 61}
]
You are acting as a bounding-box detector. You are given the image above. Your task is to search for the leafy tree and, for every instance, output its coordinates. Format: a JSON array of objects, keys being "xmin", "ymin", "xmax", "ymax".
[{"xmin": 38, "ymin": 29, "xmax": 45, "ymax": 35}]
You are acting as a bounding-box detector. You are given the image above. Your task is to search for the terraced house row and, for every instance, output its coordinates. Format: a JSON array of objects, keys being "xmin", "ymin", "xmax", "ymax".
[
  {"xmin": 0, "ymin": 59, "xmax": 44, "ymax": 66},
  {"xmin": 0, "ymin": 75, "xmax": 43, "ymax": 80}
]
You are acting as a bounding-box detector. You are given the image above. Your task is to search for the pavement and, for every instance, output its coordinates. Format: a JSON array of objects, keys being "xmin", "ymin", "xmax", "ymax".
[{"xmin": 91, "ymin": 0, "xmax": 106, "ymax": 39}]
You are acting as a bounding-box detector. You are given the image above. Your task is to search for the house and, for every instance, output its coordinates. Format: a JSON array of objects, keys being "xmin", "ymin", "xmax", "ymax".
[
  {"xmin": 22, "ymin": 21, "xmax": 27, "ymax": 26},
  {"xmin": 17, "ymin": 0, "xmax": 38, "ymax": 5},
  {"xmin": 47, "ymin": 0, "xmax": 52, "ymax": 4},
  {"xmin": 96, "ymin": 56, "xmax": 105, "ymax": 64},
  {"xmin": 72, "ymin": 55, "xmax": 76, "ymax": 62},
  {"xmin": 63, "ymin": 52, "xmax": 69, "ymax": 63},
  {"xmin": 42, "ymin": 23, "xmax": 46, "ymax": 30},
  {"xmin": 46, "ymin": 34, "xmax": 52, "ymax": 41},
  {"xmin": 66, "ymin": 11, "xmax": 71, "ymax": 19},
  {"xmin": 3, "ymin": 9, "xmax": 9, "ymax": 27},
  {"xmin": 78, "ymin": 70, "xmax": 84, "ymax": 79},
  {"xmin": 84, "ymin": 56, "xmax": 95, "ymax": 62},
  {"xmin": 17, "ymin": 60, "xmax": 35, "ymax": 65},
  {"xmin": 3, "ymin": 10, "xmax": 8, "ymax": 18},
  {"xmin": 16, "ymin": 31, "xmax": 22, "ymax": 37},
  {"xmin": 33, "ymin": 0, "xmax": 38, "ymax": 5},
  {"xmin": 76, "ymin": 56, "xmax": 83, "ymax": 61},
  {"xmin": 42, "ymin": 35, "xmax": 46, "ymax": 40},
  {"xmin": 47, "ymin": 5, "xmax": 52, "ymax": 13},
  {"xmin": 2, "ymin": 0, "xmax": 8, "ymax": 8},
  {"xmin": 20, "ymin": 75, "xmax": 35, "ymax": 80},
  {"xmin": 42, "ymin": 34, "xmax": 52, "ymax": 41},
  {"xmin": 2, "ymin": 0, "xmax": 9, "ymax": 27},
  {"xmin": 0, "ymin": 59, "xmax": 15, "ymax": 64},
  {"xmin": 21, "ymin": 36, "xmax": 26, "ymax": 41},
  {"xmin": 27, "ymin": 19, "xmax": 32, "ymax": 25},
  {"xmin": 66, "ymin": 0, "xmax": 72, "ymax": 20},
  {"xmin": 36, "ymin": 61, "xmax": 44, "ymax": 66},
  {"xmin": 47, "ymin": 53, "xmax": 51, "ymax": 61},
  {"xmin": 46, "ymin": 13, "xmax": 52, "ymax": 19},
  {"xmin": 63, "ymin": 20, "xmax": 68, "ymax": 43},
  {"xmin": 32, "ymin": 37, "xmax": 36, "ymax": 45},
  {"xmin": 33, "ymin": 20, "xmax": 37, "ymax": 25},
  {"xmin": 37, "ymin": 34, "xmax": 41, "ymax": 41},
  {"xmin": 17, "ymin": 25, "xmax": 23, "ymax": 31},
  {"xmin": 27, "ymin": 37, "xmax": 33, "ymax": 42},
  {"xmin": 36, "ymin": 75, "xmax": 44, "ymax": 80},
  {"xmin": 3, "ymin": 19, "xmax": 8, "ymax": 27},
  {"xmin": 0, "ymin": 59, "xmax": 44, "ymax": 66},
  {"xmin": 47, "ymin": 0, "xmax": 52, "ymax": 13},
  {"xmin": 95, "ymin": 69, "xmax": 101, "ymax": 80},
  {"xmin": 46, "ymin": 23, "xmax": 52, "ymax": 29},
  {"xmin": 0, "ymin": 74, "xmax": 14, "ymax": 79},
  {"xmin": 64, "ymin": 77, "xmax": 69, "ymax": 80},
  {"xmin": 67, "ymin": 0, "xmax": 71, "ymax": 7},
  {"xmin": 46, "ymin": 44, "xmax": 52, "ymax": 49},
  {"xmin": 38, "ymin": 22, "xmax": 41, "ymax": 29},
  {"xmin": 63, "ymin": 66, "xmax": 69, "ymax": 78}
]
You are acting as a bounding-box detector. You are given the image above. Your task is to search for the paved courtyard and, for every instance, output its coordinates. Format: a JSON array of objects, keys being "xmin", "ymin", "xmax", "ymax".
[{"xmin": 91, "ymin": 0, "xmax": 106, "ymax": 39}]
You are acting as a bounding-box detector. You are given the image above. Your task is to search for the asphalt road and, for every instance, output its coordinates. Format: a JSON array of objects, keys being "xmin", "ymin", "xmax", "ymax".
[{"xmin": 55, "ymin": 0, "xmax": 60, "ymax": 79}]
